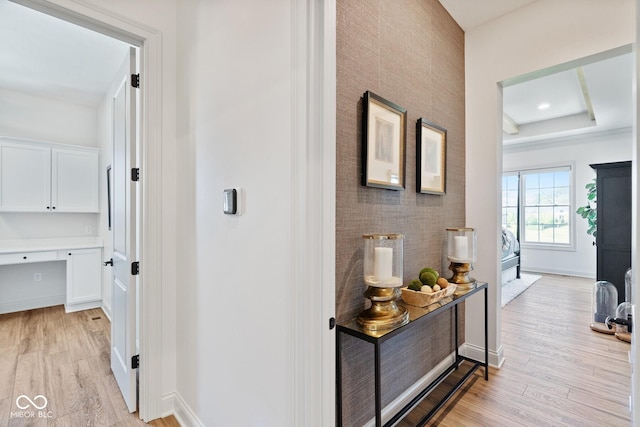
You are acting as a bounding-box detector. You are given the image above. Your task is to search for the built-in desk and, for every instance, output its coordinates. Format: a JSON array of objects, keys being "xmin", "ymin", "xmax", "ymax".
[{"xmin": 0, "ymin": 237, "xmax": 104, "ymax": 313}]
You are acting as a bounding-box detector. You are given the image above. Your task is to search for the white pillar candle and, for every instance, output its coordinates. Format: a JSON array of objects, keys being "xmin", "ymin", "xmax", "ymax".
[
  {"xmin": 453, "ymin": 236, "xmax": 468, "ymax": 261},
  {"xmin": 373, "ymin": 247, "xmax": 393, "ymax": 281}
]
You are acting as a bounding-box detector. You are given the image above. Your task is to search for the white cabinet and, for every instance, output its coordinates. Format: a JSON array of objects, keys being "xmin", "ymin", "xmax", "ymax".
[
  {"xmin": 0, "ymin": 138, "xmax": 99, "ymax": 213},
  {"xmin": 63, "ymin": 248, "xmax": 102, "ymax": 312}
]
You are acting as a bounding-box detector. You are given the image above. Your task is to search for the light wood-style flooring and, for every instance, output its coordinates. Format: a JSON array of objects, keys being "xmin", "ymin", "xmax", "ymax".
[
  {"xmin": 398, "ymin": 274, "xmax": 632, "ymax": 426},
  {"xmin": 0, "ymin": 305, "xmax": 179, "ymax": 427}
]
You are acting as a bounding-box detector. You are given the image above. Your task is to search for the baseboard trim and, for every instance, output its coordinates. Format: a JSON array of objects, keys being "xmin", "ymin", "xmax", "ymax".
[
  {"xmin": 459, "ymin": 342, "xmax": 504, "ymax": 368},
  {"xmin": 521, "ymin": 267, "xmax": 595, "ymax": 279},
  {"xmin": 101, "ymin": 303, "xmax": 112, "ymax": 322},
  {"xmin": 0, "ymin": 295, "xmax": 65, "ymax": 314},
  {"xmin": 363, "ymin": 352, "xmax": 456, "ymax": 427},
  {"xmin": 163, "ymin": 392, "xmax": 204, "ymax": 427},
  {"xmin": 64, "ymin": 300, "xmax": 101, "ymax": 313}
]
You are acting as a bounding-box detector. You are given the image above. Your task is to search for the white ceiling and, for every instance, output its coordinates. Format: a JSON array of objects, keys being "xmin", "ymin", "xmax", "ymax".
[
  {"xmin": 439, "ymin": 0, "xmax": 634, "ymax": 146},
  {"xmin": 0, "ymin": 0, "xmax": 130, "ymax": 107},
  {"xmin": 0, "ymin": 0, "xmax": 633, "ymax": 145}
]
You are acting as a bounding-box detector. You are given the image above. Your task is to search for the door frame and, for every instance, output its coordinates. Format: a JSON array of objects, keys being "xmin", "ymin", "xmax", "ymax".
[{"xmin": 11, "ymin": 0, "xmax": 164, "ymax": 421}]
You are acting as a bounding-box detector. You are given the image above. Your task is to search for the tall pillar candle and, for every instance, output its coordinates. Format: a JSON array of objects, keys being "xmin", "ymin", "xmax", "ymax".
[
  {"xmin": 453, "ymin": 236, "xmax": 468, "ymax": 261},
  {"xmin": 373, "ymin": 247, "xmax": 393, "ymax": 282}
]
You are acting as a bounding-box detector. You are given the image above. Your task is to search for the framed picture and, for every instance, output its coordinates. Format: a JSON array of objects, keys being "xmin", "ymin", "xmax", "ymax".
[
  {"xmin": 362, "ymin": 91, "xmax": 406, "ymax": 190},
  {"xmin": 416, "ymin": 118, "xmax": 446, "ymax": 194}
]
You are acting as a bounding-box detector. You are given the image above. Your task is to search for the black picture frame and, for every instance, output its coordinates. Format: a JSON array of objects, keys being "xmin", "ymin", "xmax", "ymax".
[
  {"xmin": 362, "ymin": 91, "xmax": 406, "ymax": 190},
  {"xmin": 416, "ymin": 118, "xmax": 446, "ymax": 195}
]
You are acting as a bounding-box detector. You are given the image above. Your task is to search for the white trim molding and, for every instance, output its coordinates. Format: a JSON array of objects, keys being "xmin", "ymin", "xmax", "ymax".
[
  {"xmin": 460, "ymin": 342, "xmax": 505, "ymax": 368},
  {"xmin": 292, "ymin": 0, "xmax": 336, "ymax": 425},
  {"xmin": 165, "ymin": 392, "xmax": 203, "ymax": 427}
]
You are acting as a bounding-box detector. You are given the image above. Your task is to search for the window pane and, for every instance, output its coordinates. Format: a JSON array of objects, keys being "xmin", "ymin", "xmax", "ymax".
[
  {"xmin": 554, "ymin": 171, "xmax": 569, "ymax": 186},
  {"xmin": 539, "ymin": 206, "xmax": 554, "ymax": 243},
  {"xmin": 539, "ymin": 172, "xmax": 554, "ymax": 188},
  {"xmin": 506, "ymin": 175, "xmax": 518, "ymax": 189},
  {"xmin": 507, "ymin": 190, "xmax": 518, "ymax": 206},
  {"xmin": 555, "ymin": 186, "xmax": 569, "ymax": 205},
  {"xmin": 525, "ymin": 174, "xmax": 539, "ymax": 190},
  {"xmin": 525, "ymin": 189, "xmax": 539, "ymax": 205},
  {"xmin": 539, "ymin": 188, "xmax": 554, "ymax": 205}
]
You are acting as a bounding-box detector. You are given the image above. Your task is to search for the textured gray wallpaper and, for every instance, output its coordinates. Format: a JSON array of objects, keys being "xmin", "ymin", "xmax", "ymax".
[{"xmin": 336, "ymin": 0, "xmax": 466, "ymax": 424}]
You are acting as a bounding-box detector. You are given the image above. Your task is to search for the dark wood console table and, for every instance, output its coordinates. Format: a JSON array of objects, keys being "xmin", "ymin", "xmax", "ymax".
[{"xmin": 336, "ymin": 282, "xmax": 488, "ymax": 426}]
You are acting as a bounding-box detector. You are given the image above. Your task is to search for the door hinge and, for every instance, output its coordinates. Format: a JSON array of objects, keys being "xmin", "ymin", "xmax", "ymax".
[
  {"xmin": 131, "ymin": 73, "xmax": 140, "ymax": 88},
  {"xmin": 132, "ymin": 354, "xmax": 139, "ymax": 369},
  {"xmin": 131, "ymin": 261, "xmax": 139, "ymax": 275},
  {"xmin": 131, "ymin": 168, "xmax": 140, "ymax": 182}
]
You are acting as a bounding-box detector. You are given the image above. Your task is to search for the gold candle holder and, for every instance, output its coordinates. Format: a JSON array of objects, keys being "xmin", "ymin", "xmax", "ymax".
[
  {"xmin": 357, "ymin": 234, "xmax": 408, "ymax": 331},
  {"xmin": 446, "ymin": 228, "xmax": 477, "ymax": 295}
]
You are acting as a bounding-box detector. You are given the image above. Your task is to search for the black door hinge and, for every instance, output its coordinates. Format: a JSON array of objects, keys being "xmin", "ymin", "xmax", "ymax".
[
  {"xmin": 131, "ymin": 261, "xmax": 140, "ymax": 275},
  {"xmin": 131, "ymin": 73, "xmax": 140, "ymax": 88},
  {"xmin": 329, "ymin": 317, "xmax": 336, "ymax": 330},
  {"xmin": 131, "ymin": 168, "xmax": 140, "ymax": 182},
  {"xmin": 132, "ymin": 354, "xmax": 139, "ymax": 369}
]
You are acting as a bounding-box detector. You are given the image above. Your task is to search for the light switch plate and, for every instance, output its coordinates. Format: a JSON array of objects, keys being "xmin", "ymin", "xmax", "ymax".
[{"xmin": 223, "ymin": 188, "xmax": 238, "ymax": 215}]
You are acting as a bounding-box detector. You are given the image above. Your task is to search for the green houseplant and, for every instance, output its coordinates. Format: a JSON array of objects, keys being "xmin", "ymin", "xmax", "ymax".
[{"xmin": 576, "ymin": 179, "xmax": 597, "ymax": 240}]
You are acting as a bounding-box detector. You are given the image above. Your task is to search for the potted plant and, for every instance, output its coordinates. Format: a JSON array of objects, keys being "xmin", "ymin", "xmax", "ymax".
[{"xmin": 576, "ymin": 178, "xmax": 597, "ymax": 242}]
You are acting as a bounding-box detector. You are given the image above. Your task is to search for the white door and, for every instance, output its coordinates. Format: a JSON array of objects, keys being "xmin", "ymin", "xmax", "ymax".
[{"xmin": 111, "ymin": 46, "xmax": 138, "ymax": 413}]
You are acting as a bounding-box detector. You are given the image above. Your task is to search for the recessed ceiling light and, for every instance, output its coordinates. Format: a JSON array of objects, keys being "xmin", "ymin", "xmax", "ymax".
[{"xmin": 538, "ymin": 102, "xmax": 550, "ymax": 110}]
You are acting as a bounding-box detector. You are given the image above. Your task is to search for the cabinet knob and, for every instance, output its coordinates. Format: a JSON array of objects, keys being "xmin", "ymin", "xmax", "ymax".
[
  {"xmin": 46, "ymin": 206, "xmax": 50, "ymax": 210},
  {"xmin": 23, "ymin": 256, "xmax": 27, "ymax": 260},
  {"xmin": 52, "ymin": 206, "xmax": 56, "ymax": 210},
  {"xmin": 68, "ymin": 253, "xmax": 72, "ymax": 256}
]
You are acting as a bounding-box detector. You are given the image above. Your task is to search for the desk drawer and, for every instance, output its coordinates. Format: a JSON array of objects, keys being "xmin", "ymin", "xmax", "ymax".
[{"xmin": 0, "ymin": 251, "xmax": 59, "ymax": 265}]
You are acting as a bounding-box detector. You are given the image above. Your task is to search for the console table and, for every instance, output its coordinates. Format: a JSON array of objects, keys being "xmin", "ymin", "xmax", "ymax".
[{"xmin": 336, "ymin": 282, "xmax": 488, "ymax": 427}]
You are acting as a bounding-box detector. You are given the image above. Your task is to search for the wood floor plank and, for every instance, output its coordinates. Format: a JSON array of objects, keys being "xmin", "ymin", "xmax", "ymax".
[
  {"xmin": 399, "ymin": 274, "xmax": 631, "ymax": 426},
  {"xmin": 2, "ymin": 305, "xmax": 180, "ymax": 427},
  {"xmin": 44, "ymin": 351, "xmax": 83, "ymax": 419},
  {"xmin": 0, "ymin": 312, "xmax": 23, "ymax": 348},
  {"xmin": 0, "ymin": 346, "xmax": 19, "ymax": 401}
]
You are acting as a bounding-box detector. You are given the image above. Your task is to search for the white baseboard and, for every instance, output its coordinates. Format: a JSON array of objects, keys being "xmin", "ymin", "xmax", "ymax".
[
  {"xmin": 101, "ymin": 301, "xmax": 112, "ymax": 321},
  {"xmin": 459, "ymin": 342, "xmax": 504, "ymax": 368},
  {"xmin": 64, "ymin": 300, "xmax": 101, "ymax": 313},
  {"xmin": 162, "ymin": 391, "xmax": 204, "ymax": 427},
  {"xmin": 363, "ymin": 352, "xmax": 456, "ymax": 427},
  {"xmin": 0, "ymin": 295, "xmax": 65, "ymax": 314},
  {"xmin": 521, "ymin": 267, "xmax": 595, "ymax": 279}
]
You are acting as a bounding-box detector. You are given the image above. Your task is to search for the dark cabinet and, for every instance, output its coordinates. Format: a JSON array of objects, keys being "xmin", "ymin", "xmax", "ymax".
[{"xmin": 590, "ymin": 161, "xmax": 631, "ymax": 304}]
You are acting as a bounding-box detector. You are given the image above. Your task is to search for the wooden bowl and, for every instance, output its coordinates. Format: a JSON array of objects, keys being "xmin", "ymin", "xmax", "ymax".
[{"xmin": 401, "ymin": 283, "xmax": 457, "ymax": 307}]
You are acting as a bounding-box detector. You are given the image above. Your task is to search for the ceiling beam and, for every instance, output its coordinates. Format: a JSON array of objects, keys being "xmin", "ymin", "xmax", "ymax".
[
  {"xmin": 576, "ymin": 67, "xmax": 596, "ymax": 121},
  {"xmin": 503, "ymin": 112, "xmax": 519, "ymax": 134}
]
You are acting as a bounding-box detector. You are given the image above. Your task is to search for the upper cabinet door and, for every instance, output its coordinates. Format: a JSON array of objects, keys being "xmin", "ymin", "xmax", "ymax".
[
  {"xmin": 0, "ymin": 141, "xmax": 52, "ymax": 212},
  {"xmin": 51, "ymin": 148, "xmax": 100, "ymax": 212}
]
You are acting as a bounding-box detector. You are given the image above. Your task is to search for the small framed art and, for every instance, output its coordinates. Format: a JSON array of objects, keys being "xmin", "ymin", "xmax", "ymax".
[
  {"xmin": 416, "ymin": 118, "xmax": 446, "ymax": 195},
  {"xmin": 362, "ymin": 91, "xmax": 406, "ymax": 190}
]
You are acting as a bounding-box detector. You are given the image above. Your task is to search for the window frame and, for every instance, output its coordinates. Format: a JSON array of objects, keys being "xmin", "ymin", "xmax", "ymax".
[{"xmin": 503, "ymin": 162, "xmax": 576, "ymax": 252}]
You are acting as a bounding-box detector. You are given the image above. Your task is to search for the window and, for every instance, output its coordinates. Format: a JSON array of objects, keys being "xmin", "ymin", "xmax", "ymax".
[
  {"xmin": 501, "ymin": 173, "xmax": 519, "ymax": 237},
  {"xmin": 502, "ymin": 165, "xmax": 573, "ymax": 247}
]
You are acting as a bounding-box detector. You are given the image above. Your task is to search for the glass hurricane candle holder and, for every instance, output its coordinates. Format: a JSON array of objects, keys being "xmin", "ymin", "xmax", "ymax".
[
  {"xmin": 446, "ymin": 228, "xmax": 477, "ymax": 293},
  {"xmin": 591, "ymin": 280, "xmax": 618, "ymax": 334},
  {"xmin": 357, "ymin": 234, "xmax": 408, "ymax": 331}
]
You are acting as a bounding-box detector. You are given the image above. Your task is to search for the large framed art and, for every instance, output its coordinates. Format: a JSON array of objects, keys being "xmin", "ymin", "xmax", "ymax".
[
  {"xmin": 362, "ymin": 91, "xmax": 406, "ymax": 190},
  {"xmin": 416, "ymin": 118, "xmax": 446, "ymax": 195}
]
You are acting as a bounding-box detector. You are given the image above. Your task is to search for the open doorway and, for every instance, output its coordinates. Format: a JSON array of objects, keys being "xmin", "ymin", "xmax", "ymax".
[
  {"xmin": 500, "ymin": 46, "xmax": 633, "ymax": 306},
  {"xmin": 0, "ymin": 0, "xmax": 147, "ymax": 423}
]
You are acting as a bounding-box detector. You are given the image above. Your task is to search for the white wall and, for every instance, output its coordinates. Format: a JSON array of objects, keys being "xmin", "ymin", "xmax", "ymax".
[
  {"xmin": 504, "ymin": 130, "xmax": 633, "ymax": 277},
  {"xmin": 464, "ymin": 0, "xmax": 633, "ymax": 370},
  {"xmin": 0, "ymin": 86, "xmax": 98, "ymax": 147},
  {"xmin": 175, "ymin": 0, "xmax": 296, "ymax": 425}
]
